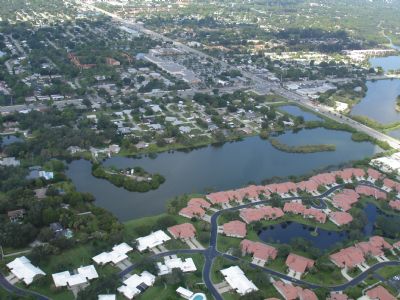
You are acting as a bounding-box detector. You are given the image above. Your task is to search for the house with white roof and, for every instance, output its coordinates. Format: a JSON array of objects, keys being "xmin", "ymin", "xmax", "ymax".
[
  {"xmin": 220, "ymin": 266, "xmax": 258, "ymax": 296},
  {"xmin": 98, "ymin": 295, "xmax": 116, "ymax": 300},
  {"xmin": 157, "ymin": 257, "xmax": 197, "ymax": 275},
  {"xmin": 117, "ymin": 271, "xmax": 156, "ymax": 299},
  {"xmin": 176, "ymin": 287, "xmax": 194, "ymax": 299},
  {"xmin": 52, "ymin": 265, "xmax": 98, "ymax": 288},
  {"xmin": 136, "ymin": 230, "xmax": 171, "ymax": 252},
  {"xmin": 93, "ymin": 243, "xmax": 133, "ymax": 266},
  {"xmin": 6, "ymin": 256, "xmax": 45, "ymax": 285},
  {"xmin": 38, "ymin": 171, "xmax": 54, "ymax": 180}
]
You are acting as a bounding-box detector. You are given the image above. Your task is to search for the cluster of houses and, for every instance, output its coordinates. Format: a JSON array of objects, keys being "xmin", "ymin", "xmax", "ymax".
[
  {"xmin": 52, "ymin": 265, "xmax": 99, "ymax": 290},
  {"xmin": 4, "ymin": 165, "xmax": 400, "ymax": 299},
  {"xmin": 239, "ymin": 239, "xmax": 315, "ymax": 279},
  {"xmin": 204, "ymin": 168, "xmax": 394, "ymax": 208},
  {"xmin": 177, "ymin": 167, "xmax": 400, "ymax": 231},
  {"xmin": 330, "ymin": 236, "xmax": 397, "ymax": 273}
]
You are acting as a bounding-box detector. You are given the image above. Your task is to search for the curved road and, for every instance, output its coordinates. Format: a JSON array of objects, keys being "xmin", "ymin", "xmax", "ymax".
[
  {"xmin": 118, "ymin": 182, "xmax": 398, "ymax": 300},
  {"xmin": 2, "ymin": 182, "xmax": 398, "ymax": 299}
]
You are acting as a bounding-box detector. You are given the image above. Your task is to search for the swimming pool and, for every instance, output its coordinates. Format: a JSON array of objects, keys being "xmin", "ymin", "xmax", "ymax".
[{"xmin": 190, "ymin": 293, "xmax": 207, "ymax": 300}]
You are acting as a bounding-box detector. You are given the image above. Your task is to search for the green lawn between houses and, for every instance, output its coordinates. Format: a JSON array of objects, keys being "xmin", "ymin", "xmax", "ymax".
[{"xmin": 210, "ymin": 256, "xmax": 284, "ymax": 300}]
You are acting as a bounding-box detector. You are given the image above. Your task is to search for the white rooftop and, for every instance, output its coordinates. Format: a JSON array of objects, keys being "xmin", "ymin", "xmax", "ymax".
[
  {"xmin": 77, "ymin": 265, "xmax": 99, "ymax": 280},
  {"xmin": 157, "ymin": 257, "xmax": 197, "ymax": 275},
  {"xmin": 176, "ymin": 286, "xmax": 194, "ymax": 298},
  {"xmin": 113, "ymin": 242, "xmax": 133, "ymax": 254},
  {"xmin": 93, "ymin": 243, "xmax": 133, "ymax": 265},
  {"xmin": 118, "ymin": 271, "xmax": 156, "ymax": 300},
  {"xmin": 52, "ymin": 265, "xmax": 98, "ymax": 287},
  {"xmin": 220, "ymin": 266, "xmax": 258, "ymax": 296},
  {"xmin": 118, "ymin": 285, "xmax": 139, "ymax": 299},
  {"xmin": 98, "ymin": 295, "xmax": 116, "ymax": 300},
  {"xmin": 52, "ymin": 271, "xmax": 71, "ymax": 287},
  {"xmin": 136, "ymin": 230, "xmax": 171, "ymax": 252},
  {"xmin": 67, "ymin": 274, "xmax": 87, "ymax": 286},
  {"xmin": 6, "ymin": 256, "xmax": 45, "ymax": 285}
]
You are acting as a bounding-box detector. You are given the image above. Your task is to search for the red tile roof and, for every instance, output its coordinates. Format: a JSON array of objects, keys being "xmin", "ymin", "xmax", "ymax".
[
  {"xmin": 329, "ymin": 211, "xmax": 353, "ymax": 226},
  {"xmin": 275, "ymin": 182, "xmax": 297, "ymax": 195},
  {"xmin": 265, "ymin": 184, "xmax": 278, "ymax": 193},
  {"xmin": 240, "ymin": 206, "xmax": 284, "ymax": 224},
  {"xmin": 222, "ymin": 220, "xmax": 247, "ymax": 238},
  {"xmin": 332, "ymin": 190, "xmax": 359, "ymax": 211},
  {"xmin": 367, "ymin": 168, "xmax": 383, "ymax": 180},
  {"xmin": 188, "ymin": 198, "xmax": 211, "ymax": 208},
  {"xmin": 355, "ymin": 186, "xmax": 387, "ymax": 200},
  {"xmin": 393, "ymin": 241, "xmax": 400, "ymax": 249},
  {"xmin": 240, "ymin": 239, "xmax": 278, "ymax": 262},
  {"xmin": 303, "ymin": 208, "xmax": 326, "ymax": 223},
  {"xmin": 283, "ymin": 202, "xmax": 326, "ymax": 223},
  {"xmin": 335, "ymin": 168, "xmax": 365, "ymax": 181},
  {"xmin": 206, "ymin": 191, "xmax": 233, "ymax": 204},
  {"xmin": 366, "ymin": 285, "xmax": 396, "ymax": 300},
  {"xmin": 327, "ymin": 292, "xmax": 349, "ymax": 300},
  {"xmin": 383, "ymin": 178, "xmax": 397, "ymax": 190},
  {"xmin": 390, "ymin": 200, "xmax": 400, "ymax": 211},
  {"xmin": 310, "ymin": 173, "xmax": 336, "ymax": 186},
  {"xmin": 179, "ymin": 205, "xmax": 205, "ymax": 219},
  {"xmin": 283, "ymin": 202, "xmax": 306, "ymax": 214},
  {"xmin": 296, "ymin": 180, "xmax": 318, "ymax": 192},
  {"xmin": 355, "ymin": 236, "xmax": 393, "ymax": 257},
  {"xmin": 234, "ymin": 185, "xmax": 264, "ymax": 200},
  {"xmin": 273, "ymin": 281, "xmax": 317, "ymax": 300},
  {"xmin": 330, "ymin": 246, "xmax": 365, "ymax": 269},
  {"xmin": 285, "ymin": 253, "xmax": 314, "ymax": 273},
  {"xmin": 168, "ymin": 223, "xmax": 196, "ymax": 239}
]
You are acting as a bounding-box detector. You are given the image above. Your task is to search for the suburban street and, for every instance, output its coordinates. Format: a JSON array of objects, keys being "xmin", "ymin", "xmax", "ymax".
[
  {"xmin": 1, "ymin": 181, "xmax": 399, "ymax": 299},
  {"xmin": 75, "ymin": 1, "xmax": 400, "ymax": 151}
]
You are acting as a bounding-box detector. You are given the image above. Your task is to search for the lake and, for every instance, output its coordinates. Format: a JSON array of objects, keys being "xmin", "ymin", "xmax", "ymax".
[
  {"xmin": 369, "ymin": 56, "xmax": 400, "ymax": 73},
  {"xmin": 67, "ymin": 128, "xmax": 380, "ymax": 221},
  {"xmin": 1, "ymin": 135, "xmax": 23, "ymax": 146},
  {"xmin": 278, "ymin": 105, "xmax": 323, "ymax": 122},
  {"xmin": 258, "ymin": 203, "xmax": 400, "ymax": 250},
  {"xmin": 350, "ymin": 79, "xmax": 400, "ymax": 124}
]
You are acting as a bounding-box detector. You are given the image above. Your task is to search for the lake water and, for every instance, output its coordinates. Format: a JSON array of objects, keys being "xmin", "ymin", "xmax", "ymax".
[
  {"xmin": 1, "ymin": 135, "xmax": 23, "ymax": 146},
  {"xmin": 278, "ymin": 105, "xmax": 323, "ymax": 122},
  {"xmin": 258, "ymin": 203, "xmax": 400, "ymax": 250},
  {"xmin": 350, "ymin": 79, "xmax": 400, "ymax": 124},
  {"xmin": 369, "ymin": 56, "xmax": 400, "ymax": 73},
  {"xmin": 67, "ymin": 128, "xmax": 380, "ymax": 221}
]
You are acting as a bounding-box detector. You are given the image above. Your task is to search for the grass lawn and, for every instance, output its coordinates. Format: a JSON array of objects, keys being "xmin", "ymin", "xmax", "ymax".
[
  {"xmin": 345, "ymin": 285, "xmax": 364, "ymax": 299},
  {"xmin": 302, "ymin": 265, "xmax": 345, "ymax": 285},
  {"xmin": 124, "ymin": 212, "xmax": 211, "ymax": 249},
  {"xmin": 377, "ymin": 265, "xmax": 400, "ymax": 279},
  {"xmin": 210, "ymin": 256, "xmax": 284, "ymax": 300},
  {"xmin": 358, "ymin": 197, "xmax": 400, "ymax": 216},
  {"xmin": 0, "ymin": 288, "xmax": 24, "ymax": 299},
  {"xmin": 19, "ymin": 244, "xmax": 119, "ymax": 300},
  {"xmin": 216, "ymin": 235, "xmax": 241, "ymax": 253},
  {"xmin": 259, "ymin": 214, "xmax": 341, "ymax": 232},
  {"xmin": 137, "ymin": 253, "xmax": 211, "ymax": 300}
]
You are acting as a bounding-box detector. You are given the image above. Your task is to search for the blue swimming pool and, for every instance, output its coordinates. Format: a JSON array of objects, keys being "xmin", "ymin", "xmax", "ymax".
[{"xmin": 190, "ymin": 293, "xmax": 207, "ymax": 300}]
